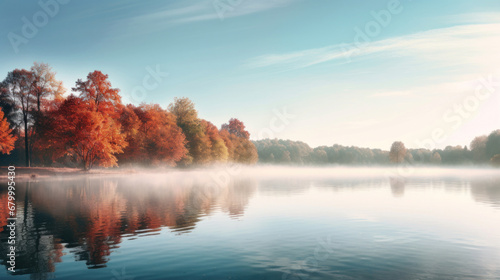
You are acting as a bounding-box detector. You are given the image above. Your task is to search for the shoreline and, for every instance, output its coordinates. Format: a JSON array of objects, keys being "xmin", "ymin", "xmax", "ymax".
[
  {"xmin": 0, "ymin": 165, "xmax": 498, "ymax": 181},
  {"xmin": 0, "ymin": 166, "xmax": 142, "ymax": 180}
]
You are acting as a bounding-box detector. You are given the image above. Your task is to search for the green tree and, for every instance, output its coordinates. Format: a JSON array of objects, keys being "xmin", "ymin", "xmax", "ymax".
[
  {"xmin": 485, "ymin": 130, "xmax": 500, "ymax": 162},
  {"xmin": 470, "ymin": 135, "xmax": 488, "ymax": 163},
  {"xmin": 431, "ymin": 151, "xmax": 442, "ymax": 164},
  {"xmin": 168, "ymin": 97, "xmax": 210, "ymax": 164},
  {"xmin": 491, "ymin": 154, "xmax": 500, "ymax": 166}
]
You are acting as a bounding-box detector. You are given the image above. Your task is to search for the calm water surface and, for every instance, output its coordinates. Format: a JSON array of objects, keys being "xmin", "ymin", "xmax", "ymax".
[{"xmin": 1, "ymin": 167, "xmax": 500, "ymax": 280}]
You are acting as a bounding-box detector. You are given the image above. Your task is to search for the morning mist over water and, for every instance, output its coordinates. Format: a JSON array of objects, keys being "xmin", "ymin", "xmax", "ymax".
[{"xmin": 1, "ymin": 167, "xmax": 500, "ymax": 279}]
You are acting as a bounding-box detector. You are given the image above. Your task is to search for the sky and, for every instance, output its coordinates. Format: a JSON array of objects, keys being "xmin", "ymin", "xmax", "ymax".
[{"xmin": 1, "ymin": 0, "xmax": 500, "ymax": 150}]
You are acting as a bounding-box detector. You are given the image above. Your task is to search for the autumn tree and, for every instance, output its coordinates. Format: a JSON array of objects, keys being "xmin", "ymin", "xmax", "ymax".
[
  {"xmin": 168, "ymin": 97, "xmax": 210, "ymax": 165},
  {"xmin": 431, "ymin": 151, "xmax": 442, "ymax": 164},
  {"xmin": 1, "ymin": 69, "xmax": 35, "ymax": 166},
  {"xmin": 233, "ymin": 138, "xmax": 258, "ymax": 164},
  {"xmin": 30, "ymin": 108, "xmax": 58, "ymax": 165},
  {"xmin": 221, "ymin": 118, "xmax": 258, "ymax": 164},
  {"xmin": 51, "ymin": 95, "xmax": 127, "ymax": 170},
  {"xmin": 201, "ymin": 120, "xmax": 228, "ymax": 162},
  {"xmin": 73, "ymin": 71, "xmax": 122, "ymax": 117},
  {"xmin": 121, "ymin": 104, "xmax": 187, "ymax": 165},
  {"xmin": 219, "ymin": 129, "xmax": 235, "ymax": 161},
  {"xmin": 221, "ymin": 118, "xmax": 250, "ymax": 139},
  {"xmin": 389, "ymin": 141, "xmax": 407, "ymax": 163},
  {"xmin": 31, "ymin": 62, "xmax": 65, "ymax": 112},
  {"xmin": 470, "ymin": 135, "xmax": 488, "ymax": 163},
  {"xmin": 0, "ymin": 108, "xmax": 16, "ymax": 154},
  {"xmin": 118, "ymin": 104, "xmax": 143, "ymax": 162}
]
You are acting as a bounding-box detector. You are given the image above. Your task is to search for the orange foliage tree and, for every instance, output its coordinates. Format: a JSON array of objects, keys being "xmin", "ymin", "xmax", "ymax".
[
  {"xmin": 201, "ymin": 120, "xmax": 228, "ymax": 162},
  {"xmin": 220, "ymin": 118, "xmax": 258, "ymax": 164},
  {"xmin": 0, "ymin": 108, "xmax": 16, "ymax": 154},
  {"xmin": 51, "ymin": 95, "xmax": 127, "ymax": 170},
  {"xmin": 118, "ymin": 104, "xmax": 143, "ymax": 161},
  {"xmin": 73, "ymin": 71, "xmax": 122, "ymax": 117},
  {"xmin": 119, "ymin": 104, "xmax": 187, "ymax": 165},
  {"xmin": 221, "ymin": 118, "xmax": 250, "ymax": 139},
  {"xmin": 1, "ymin": 65, "xmax": 260, "ymax": 167}
]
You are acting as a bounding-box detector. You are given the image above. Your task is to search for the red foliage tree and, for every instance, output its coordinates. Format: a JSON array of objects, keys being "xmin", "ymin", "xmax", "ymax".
[
  {"xmin": 72, "ymin": 71, "xmax": 122, "ymax": 117},
  {"xmin": 220, "ymin": 118, "xmax": 257, "ymax": 164},
  {"xmin": 51, "ymin": 95, "xmax": 127, "ymax": 170},
  {"xmin": 119, "ymin": 104, "xmax": 187, "ymax": 165},
  {"xmin": 221, "ymin": 118, "xmax": 250, "ymax": 139},
  {"xmin": 118, "ymin": 104, "xmax": 143, "ymax": 162}
]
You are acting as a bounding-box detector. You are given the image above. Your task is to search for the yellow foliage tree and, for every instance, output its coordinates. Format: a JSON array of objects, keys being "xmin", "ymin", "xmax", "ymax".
[{"xmin": 0, "ymin": 108, "xmax": 16, "ymax": 154}]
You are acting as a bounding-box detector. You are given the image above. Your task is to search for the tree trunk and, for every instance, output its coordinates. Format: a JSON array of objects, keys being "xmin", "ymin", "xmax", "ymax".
[
  {"xmin": 24, "ymin": 114, "xmax": 30, "ymax": 167},
  {"xmin": 83, "ymin": 158, "xmax": 89, "ymax": 171}
]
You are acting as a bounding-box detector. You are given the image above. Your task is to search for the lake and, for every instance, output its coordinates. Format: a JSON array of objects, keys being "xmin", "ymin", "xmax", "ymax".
[{"xmin": 1, "ymin": 166, "xmax": 500, "ymax": 279}]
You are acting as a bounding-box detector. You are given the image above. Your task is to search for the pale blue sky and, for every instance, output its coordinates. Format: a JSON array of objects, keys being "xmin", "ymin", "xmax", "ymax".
[{"xmin": 1, "ymin": 0, "xmax": 500, "ymax": 149}]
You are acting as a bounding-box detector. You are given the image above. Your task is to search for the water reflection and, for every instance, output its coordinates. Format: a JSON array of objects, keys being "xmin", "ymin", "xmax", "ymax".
[
  {"xmin": 0, "ymin": 176, "xmax": 256, "ymax": 277},
  {"xmin": 471, "ymin": 178, "xmax": 500, "ymax": 208},
  {"xmin": 0, "ymin": 182, "xmax": 64, "ymax": 279},
  {"xmin": 0, "ymin": 170, "xmax": 499, "ymax": 279},
  {"xmin": 389, "ymin": 177, "xmax": 405, "ymax": 197}
]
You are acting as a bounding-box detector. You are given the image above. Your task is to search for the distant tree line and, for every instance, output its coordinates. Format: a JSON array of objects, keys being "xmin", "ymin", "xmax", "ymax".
[
  {"xmin": 253, "ymin": 139, "xmax": 388, "ymax": 165},
  {"xmin": 254, "ymin": 132, "xmax": 500, "ymax": 166},
  {"xmin": 0, "ymin": 62, "xmax": 257, "ymax": 169},
  {"xmin": 2, "ymin": 62, "xmax": 499, "ymax": 169}
]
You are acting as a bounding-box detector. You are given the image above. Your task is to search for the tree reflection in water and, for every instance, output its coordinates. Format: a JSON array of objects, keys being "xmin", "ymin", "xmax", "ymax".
[
  {"xmin": 390, "ymin": 177, "xmax": 405, "ymax": 197},
  {"xmin": 0, "ymin": 175, "xmax": 257, "ymax": 277}
]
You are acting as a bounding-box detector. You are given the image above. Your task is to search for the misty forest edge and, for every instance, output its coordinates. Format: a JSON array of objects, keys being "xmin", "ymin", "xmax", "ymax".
[{"xmin": 0, "ymin": 62, "xmax": 499, "ymax": 170}]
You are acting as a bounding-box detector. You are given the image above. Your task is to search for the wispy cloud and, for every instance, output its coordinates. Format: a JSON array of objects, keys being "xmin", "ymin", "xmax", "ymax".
[
  {"xmin": 370, "ymin": 90, "xmax": 413, "ymax": 98},
  {"xmin": 131, "ymin": 0, "xmax": 298, "ymax": 26},
  {"xmin": 244, "ymin": 19, "xmax": 500, "ymax": 71}
]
